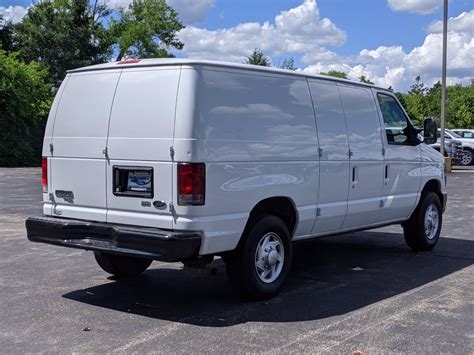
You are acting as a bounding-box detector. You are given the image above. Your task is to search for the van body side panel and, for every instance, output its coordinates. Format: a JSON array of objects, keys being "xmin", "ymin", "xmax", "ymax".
[
  {"xmin": 338, "ymin": 84, "xmax": 385, "ymax": 228},
  {"xmin": 419, "ymin": 144, "xmax": 446, "ymax": 208},
  {"xmin": 42, "ymin": 76, "xmax": 69, "ymax": 215},
  {"xmin": 173, "ymin": 67, "xmax": 319, "ymax": 255},
  {"xmin": 381, "ymin": 144, "xmax": 422, "ymax": 219},
  {"xmin": 307, "ymin": 80, "xmax": 350, "ymax": 235},
  {"xmin": 49, "ymin": 71, "xmax": 121, "ymax": 221},
  {"xmin": 42, "ymin": 76, "xmax": 69, "ymax": 158},
  {"xmin": 106, "ymin": 67, "xmax": 180, "ymax": 229}
]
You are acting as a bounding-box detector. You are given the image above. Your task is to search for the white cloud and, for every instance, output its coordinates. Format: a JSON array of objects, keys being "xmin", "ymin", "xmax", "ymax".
[
  {"xmin": 178, "ymin": 0, "xmax": 472, "ymax": 91},
  {"xmin": 301, "ymin": 47, "xmax": 339, "ymax": 64},
  {"xmin": 273, "ymin": 0, "xmax": 345, "ymax": 47},
  {"xmin": 0, "ymin": 5, "xmax": 27, "ymax": 24},
  {"xmin": 169, "ymin": 0, "xmax": 215, "ymax": 25},
  {"xmin": 105, "ymin": 0, "xmax": 214, "ymax": 25},
  {"xmin": 178, "ymin": 0, "xmax": 345, "ymax": 61},
  {"xmin": 387, "ymin": 0, "xmax": 442, "ymax": 15},
  {"xmin": 359, "ymin": 46, "xmax": 407, "ymax": 67},
  {"xmin": 302, "ymin": 30, "xmax": 473, "ymax": 91},
  {"xmin": 3, "ymin": 0, "xmax": 216, "ymax": 26},
  {"xmin": 2, "ymin": 0, "xmax": 470, "ymax": 92},
  {"xmin": 427, "ymin": 10, "xmax": 474, "ymax": 33},
  {"xmin": 103, "ymin": 0, "xmax": 131, "ymax": 10}
]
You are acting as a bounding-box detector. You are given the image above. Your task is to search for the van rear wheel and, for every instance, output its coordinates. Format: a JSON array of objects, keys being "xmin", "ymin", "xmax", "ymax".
[
  {"xmin": 223, "ymin": 215, "xmax": 292, "ymax": 300},
  {"xmin": 94, "ymin": 252, "xmax": 152, "ymax": 278},
  {"xmin": 403, "ymin": 192, "xmax": 442, "ymax": 251}
]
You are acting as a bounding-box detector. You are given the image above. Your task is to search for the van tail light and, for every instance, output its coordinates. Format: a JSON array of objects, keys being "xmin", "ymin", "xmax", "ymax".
[
  {"xmin": 41, "ymin": 158, "xmax": 48, "ymax": 193},
  {"xmin": 177, "ymin": 163, "xmax": 205, "ymax": 205}
]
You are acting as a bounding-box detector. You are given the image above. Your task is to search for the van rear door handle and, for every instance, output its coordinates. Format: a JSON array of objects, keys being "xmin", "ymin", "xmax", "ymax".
[{"xmin": 385, "ymin": 164, "xmax": 390, "ymax": 183}]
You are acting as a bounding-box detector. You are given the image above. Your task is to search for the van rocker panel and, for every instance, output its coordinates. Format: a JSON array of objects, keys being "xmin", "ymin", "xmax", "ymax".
[{"xmin": 26, "ymin": 216, "xmax": 201, "ymax": 262}]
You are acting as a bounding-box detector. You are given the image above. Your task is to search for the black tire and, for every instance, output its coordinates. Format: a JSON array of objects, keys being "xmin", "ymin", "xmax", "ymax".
[
  {"xmin": 403, "ymin": 192, "xmax": 442, "ymax": 251},
  {"xmin": 223, "ymin": 214, "xmax": 292, "ymax": 300},
  {"xmin": 94, "ymin": 252, "xmax": 152, "ymax": 278}
]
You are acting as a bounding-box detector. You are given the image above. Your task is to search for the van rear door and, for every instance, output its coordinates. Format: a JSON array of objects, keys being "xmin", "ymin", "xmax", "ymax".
[
  {"xmin": 105, "ymin": 67, "xmax": 180, "ymax": 229},
  {"xmin": 49, "ymin": 70, "xmax": 121, "ymax": 221}
]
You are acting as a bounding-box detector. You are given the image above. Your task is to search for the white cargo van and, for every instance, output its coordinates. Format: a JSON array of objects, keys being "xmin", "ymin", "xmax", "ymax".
[{"xmin": 26, "ymin": 59, "xmax": 446, "ymax": 299}]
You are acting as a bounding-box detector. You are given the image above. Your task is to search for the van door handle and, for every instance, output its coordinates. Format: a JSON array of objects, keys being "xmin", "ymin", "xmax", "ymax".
[
  {"xmin": 352, "ymin": 166, "xmax": 358, "ymax": 188},
  {"xmin": 385, "ymin": 164, "xmax": 390, "ymax": 184}
]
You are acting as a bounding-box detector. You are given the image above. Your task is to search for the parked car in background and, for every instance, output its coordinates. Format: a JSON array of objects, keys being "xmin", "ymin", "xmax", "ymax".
[
  {"xmin": 452, "ymin": 129, "xmax": 474, "ymax": 139},
  {"xmin": 444, "ymin": 129, "xmax": 474, "ymax": 166},
  {"xmin": 419, "ymin": 131, "xmax": 463, "ymax": 165}
]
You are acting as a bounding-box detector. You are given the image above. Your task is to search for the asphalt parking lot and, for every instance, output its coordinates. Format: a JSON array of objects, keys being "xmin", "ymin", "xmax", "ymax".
[{"xmin": 0, "ymin": 168, "xmax": 473, "ymax": 353}]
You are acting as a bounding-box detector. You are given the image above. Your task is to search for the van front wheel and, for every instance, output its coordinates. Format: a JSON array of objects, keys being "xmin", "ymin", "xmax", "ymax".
[
  {"xmin": 224, "ymin": 215, "xmax": 292, "ymax": 300},
  {"xmin": 403, "ymin": 192, "xmax": 442, "ymax": 251},
  {"xmin": 94, "ymin": 252, "xmax": 152, "ymax": 278}
]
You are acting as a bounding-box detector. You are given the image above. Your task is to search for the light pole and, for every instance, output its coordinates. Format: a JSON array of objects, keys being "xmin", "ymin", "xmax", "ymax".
[{"xmin": 440, "ymin": 0, "xmax": 448, "ymax": 156}]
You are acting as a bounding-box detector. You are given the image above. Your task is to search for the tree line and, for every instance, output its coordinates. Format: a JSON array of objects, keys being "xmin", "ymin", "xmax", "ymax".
[
  {"xmin": 0, "ymin": 0, "xmax": 184, "ymax": 166},
  {"xmin": 1, "ymin": 5, "xmax": 473, "ymax": 166}
]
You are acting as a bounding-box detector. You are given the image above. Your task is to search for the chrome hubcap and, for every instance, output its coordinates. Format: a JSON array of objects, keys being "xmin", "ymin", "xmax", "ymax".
[
  {"xmin": 424, "ymin": 203, "xmax": 439, "ymax": 240},
  {"xmin": 255, "ymin": 232, "xmax": 284, "ymax": 283},
  {"xmin": 461, "ymin": 151, "xmax": 472, "ymax": 165}
]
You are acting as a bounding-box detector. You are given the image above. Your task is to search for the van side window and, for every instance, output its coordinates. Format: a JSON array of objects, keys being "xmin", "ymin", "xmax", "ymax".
[{"xmin": 377, "ymin": 94, "xmax": 410, "ymax": 145}]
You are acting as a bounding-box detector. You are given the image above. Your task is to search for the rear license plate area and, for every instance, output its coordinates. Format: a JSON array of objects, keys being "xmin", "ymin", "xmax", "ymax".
[{"xmin": 113, "ymin": 166, "xmax": 153, "ymax": 198}]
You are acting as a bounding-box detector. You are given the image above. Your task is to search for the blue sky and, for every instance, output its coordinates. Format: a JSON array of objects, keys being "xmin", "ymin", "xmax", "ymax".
[
  {"xmin": 1, "ymin": 0, "xmax": 473, "ymax": 91},
  {"xmin": 202, "ymin": 0, "xmax": 469, "ymax": 54}
]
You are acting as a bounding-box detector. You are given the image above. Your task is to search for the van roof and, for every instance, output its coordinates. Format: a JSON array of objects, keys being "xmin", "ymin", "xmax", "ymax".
[{"xmin": 68, "ymin": 58, "xmax": 390, "ymax": 92}]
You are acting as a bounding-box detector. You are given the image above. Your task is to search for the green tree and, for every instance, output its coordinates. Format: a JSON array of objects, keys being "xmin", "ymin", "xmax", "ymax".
[
  {"xmin": 15, "ymin": 0, "xmax": 113, "ymax": 86},
  {"xmin": 245, "ymin": 48, "xmax": 271, "ymax": 66},
  {"xmin": 452, "ymin": 102, "xmax": 473, "ymax": 128},
  {"xmin": 279, "ymin": 57, "xmax": 297, "ymax": 70},
  {"xmin": 320, "ymin": 70, "xmax": 348, "ymax": 79},
  {"xmin": 402, "ymin": 75, "xmax": 430, "ymax": 125},
  {"xmin": 0, "ymin": 15, "xmax": 15, "ymax": 52},
  {"xmin": 110, "ymin": 0, "xmax": 184, "ymax": 61},
  {"xmin": 445, "ymin": 84, "xmax": 474, "ymax": 128},
  {"xmin": 409, "ymin": 75, "xmax": 428, "ymax": 95},
  {"xmin": 402, "ymin": 93, "xmax": 424, "ymax": 125},
  {"xmin": 359, "ymin": 75, "xmax": 374, "ymax": 84},
  {"xmin": 424, "ymin": 81, "xmax": 441, "ymax": 121},
  {"xmin": 0, "ymin": 51, "xmax": 52, "ymax": 166},
  {"xmin": 397, "ymin": 77, "xmax": 474, "ymax": 129}
]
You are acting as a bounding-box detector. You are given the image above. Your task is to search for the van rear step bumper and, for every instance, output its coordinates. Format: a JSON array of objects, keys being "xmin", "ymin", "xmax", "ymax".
[{"xmin": 26, "ymin": 216, "xmax": 201, "ymax": 262}]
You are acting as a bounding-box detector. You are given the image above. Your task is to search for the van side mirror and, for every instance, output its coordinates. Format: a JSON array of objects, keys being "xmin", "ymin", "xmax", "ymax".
[{"xmin": 423, "ymin": 118, "xmax": 438, "ymax": 144}]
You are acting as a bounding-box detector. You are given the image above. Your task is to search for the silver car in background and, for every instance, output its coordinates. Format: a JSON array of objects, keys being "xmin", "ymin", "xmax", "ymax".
[
  {"xmin": 452, "ymin": 129, "xmax": 474, "ymax": 139},
  {"xmin": 420, "ymin": 130, "xmax": 464, "ymax": 165},
  {"xmin": 447, "ymin": 129, "xmax": 474, "ymax": 166}
]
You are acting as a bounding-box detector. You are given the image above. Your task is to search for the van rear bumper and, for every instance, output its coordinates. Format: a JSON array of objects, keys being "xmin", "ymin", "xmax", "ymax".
[{"xmin": 26, "ymin": 216, "xmax": 201, "ymax": 262}]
